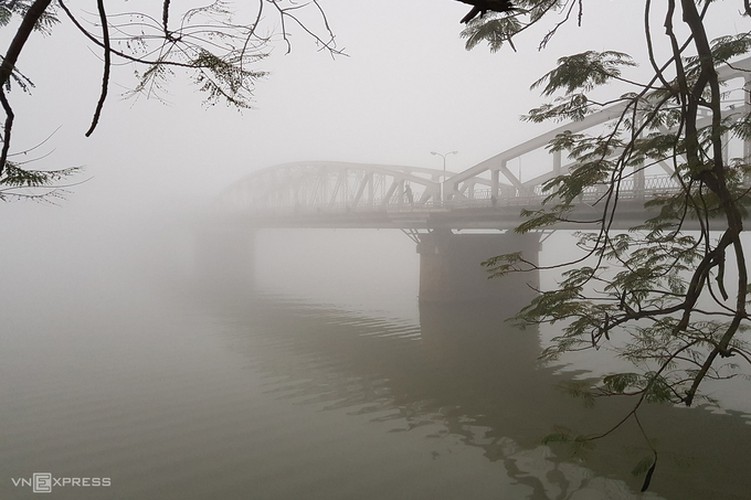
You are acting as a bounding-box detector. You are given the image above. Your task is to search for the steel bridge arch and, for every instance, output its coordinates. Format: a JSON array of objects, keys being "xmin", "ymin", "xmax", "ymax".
[
  {"xmin": 217, "ymin": 161, "xmax": 457, "ymax": 215},
  {"xmin": 446, "ymin": 58, "xmax": 751, "ymax": 203},
  {"xmin": 218, "ymin": 57, "xmax": 751, "ymax": 219}
]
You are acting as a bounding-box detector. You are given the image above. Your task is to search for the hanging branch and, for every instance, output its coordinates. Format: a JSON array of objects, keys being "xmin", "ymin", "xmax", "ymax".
[
  {"xmin": 84, "ymin": 0, "xmax": 110, "ymax": 137},
  {"xmin": 0, "ymin": 0, "xmax": 53, "ymax": 177},
  {"xmin": 465, "ymin": 0, "xmax": 751, "ymax": 488},
  {"xmin": 0, "ymin": 0, "xmax": 342, "ymax": 200}
]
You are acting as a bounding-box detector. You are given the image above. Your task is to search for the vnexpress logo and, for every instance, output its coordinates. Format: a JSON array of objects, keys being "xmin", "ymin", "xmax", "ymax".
[
  {"xmin": 33, "ymin": 473, "xmax": 52, "ymax": 493},
  {"xmin": 12, "ymin": 472, "xmax": 111, "ymax": 493}
]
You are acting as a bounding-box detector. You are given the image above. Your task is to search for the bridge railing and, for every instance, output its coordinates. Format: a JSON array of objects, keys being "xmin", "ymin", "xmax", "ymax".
[
  {"xmin": 230, "ymin": 173, "xmax": 684, "ymax": 217},
  {"xmin": 409, "ymin": 174, "xmax": 683, "ymax": 211},
  {"xmin": 444, "ymin": 58, "xmax": 751, "ymax": 204}
]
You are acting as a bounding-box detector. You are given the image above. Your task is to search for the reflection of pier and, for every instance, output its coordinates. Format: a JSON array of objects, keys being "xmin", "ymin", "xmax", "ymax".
[
  {"xmin": 418, "ymin": 303, "xmax": 751, "ymax": 499},
  {"xmin": 206, "ymin": 288, "xmax": 751, "ymax": 499}
]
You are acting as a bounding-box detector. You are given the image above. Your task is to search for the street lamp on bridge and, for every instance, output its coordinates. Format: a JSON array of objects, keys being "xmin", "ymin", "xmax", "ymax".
[{"xmin": 430, "ymin": 150, "xmax": 457, "ymax": 203}]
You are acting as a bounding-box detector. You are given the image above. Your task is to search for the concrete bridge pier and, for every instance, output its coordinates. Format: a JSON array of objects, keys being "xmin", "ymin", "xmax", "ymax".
[{"xmin": 416, "ymin": 230, "xmax": 541, "ymax": 306}]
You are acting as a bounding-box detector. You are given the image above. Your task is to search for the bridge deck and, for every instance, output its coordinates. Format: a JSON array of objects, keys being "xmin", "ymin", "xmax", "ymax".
[{"xmin": 229, "ymin": 196, "xmax": 697, "ymax": 231}]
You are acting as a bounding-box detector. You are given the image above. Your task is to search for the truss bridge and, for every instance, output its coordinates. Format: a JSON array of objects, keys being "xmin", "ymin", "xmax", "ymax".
[{"xmin": 206, "ymin": 59, "xmax": 751, "ymax": 301}]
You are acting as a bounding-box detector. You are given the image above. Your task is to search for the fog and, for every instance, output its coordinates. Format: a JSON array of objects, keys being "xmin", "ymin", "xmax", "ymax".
[
  {"xmin": 0, "ymin": 1, "xmax": 698, "ymax": 206},
  {"xmin": 3, "ymin": 2, "xmax": 751, "ymax": 498},
  {"xmin": 1, "ymin": 1, "xmax": 743, "ymax": 224},
  {"xmin": 0, "ymin": 0, "xmax": 624, "ymax": 319}
]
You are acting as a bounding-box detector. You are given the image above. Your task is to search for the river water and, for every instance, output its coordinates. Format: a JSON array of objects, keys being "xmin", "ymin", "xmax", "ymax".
[{"xmin": 2, "ymin": 224, "xmax": 751, "ymax": 499}]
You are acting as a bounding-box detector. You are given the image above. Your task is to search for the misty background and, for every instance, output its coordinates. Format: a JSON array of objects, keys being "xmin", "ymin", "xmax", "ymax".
[
  {"xmin": 0, "ymin": 0, "xmax": 748, "ymax": 410},
  {"xmin": 3, "ymin": 2, "xmax": 751, "ymax": 498},
  {"xmin": 1, "ymin": 0, "xmax": 742, "ymax": 301},
  {"xmin": 2, "ymin": 0, "xmax": 749, "ymax": 407}
]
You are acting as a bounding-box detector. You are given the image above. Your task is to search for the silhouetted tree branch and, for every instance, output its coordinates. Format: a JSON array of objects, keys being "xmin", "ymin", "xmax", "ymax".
[
  {"xmin": 0, "ymin": 0, "xmax": 340, "ymax": 201},
  {"xmin": 465, "ymin": 0, "xmax": 751, "ymax": 489}
]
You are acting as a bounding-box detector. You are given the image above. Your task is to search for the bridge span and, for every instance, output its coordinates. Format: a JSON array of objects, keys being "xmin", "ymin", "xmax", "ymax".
[
  {"xmin": 215, "ymin": 160, "xmax": 680, "ymax": 231},
  {"xmin": 216, "ymin": 59, "xmax": 751, "ymax": 231},
  {"xmin": 206, "ymin": 60, "xmax": 751, "ymax": 301}
]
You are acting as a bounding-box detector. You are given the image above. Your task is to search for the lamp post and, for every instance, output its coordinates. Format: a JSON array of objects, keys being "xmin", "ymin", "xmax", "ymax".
[{"xmin": 430, "ymin": 150, "xmax": 457, "ymax": 203}]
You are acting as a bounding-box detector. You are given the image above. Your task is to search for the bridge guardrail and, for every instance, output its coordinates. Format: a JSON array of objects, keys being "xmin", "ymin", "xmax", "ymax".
[{"xmin": 234, "ymin": 174, "xmax": 685, "ymax": 217}]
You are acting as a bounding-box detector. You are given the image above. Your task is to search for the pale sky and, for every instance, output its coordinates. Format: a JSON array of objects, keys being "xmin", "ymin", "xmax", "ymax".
[
  {"xmin": 2, "ymin": 0, "xmax": 748, "ymax": 214},
  {"xmin": 0, "ymin": 0, "xmax": 748, "ymax": 332}
]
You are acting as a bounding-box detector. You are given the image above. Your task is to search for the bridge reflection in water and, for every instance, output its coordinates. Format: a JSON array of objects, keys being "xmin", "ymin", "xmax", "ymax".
[
  {"xmin": 201, "ymin": 280, "xmax": 751, "ymax": 499},
  {"xmin": 194, "ymin": 59, "xmax": 751, "ymax": 497}
]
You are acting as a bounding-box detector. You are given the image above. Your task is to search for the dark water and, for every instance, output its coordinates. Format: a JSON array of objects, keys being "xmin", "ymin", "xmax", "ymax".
[{"xmin": 2, "ymin": 227, "xmax": 751, "ymax": 499}]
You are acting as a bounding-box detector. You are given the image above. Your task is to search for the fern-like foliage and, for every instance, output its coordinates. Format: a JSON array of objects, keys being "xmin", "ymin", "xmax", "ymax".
[
  {"xmin": 0, "ymin": 0, "xmax": 58, "ymax": 34},
  {"xmin": 469, "ymin": 0, "xmax": 751, "ymax": 490},
  {"xmin": 0, "ymin": 0, "xmax": 340, "ymax": 197},
  {"xmin": 0, "ymin": 161, "xmax": 81, "ymax": 202}
]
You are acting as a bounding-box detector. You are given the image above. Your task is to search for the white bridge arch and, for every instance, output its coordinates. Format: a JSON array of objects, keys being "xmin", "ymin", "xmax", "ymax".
[
  {"xmin": 218, "ymin": 161, "xmax": 456, "ymax": 214},
  {"xmin": 217, "ymin": 58, "xmax": 751, "ymax": 230}
]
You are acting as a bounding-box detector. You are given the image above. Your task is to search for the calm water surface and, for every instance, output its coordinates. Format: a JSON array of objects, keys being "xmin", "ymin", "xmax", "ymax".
[{"xmin": 2, "ymin": 227, "xmax": 751, "ymax": 499}]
